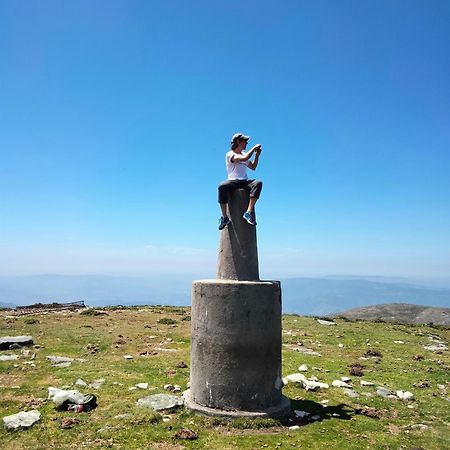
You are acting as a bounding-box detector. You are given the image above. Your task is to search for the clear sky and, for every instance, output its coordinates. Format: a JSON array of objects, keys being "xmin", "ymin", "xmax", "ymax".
[{"xmin": 1, "ymin": 1, "xmax": 449, "ymax": 282}]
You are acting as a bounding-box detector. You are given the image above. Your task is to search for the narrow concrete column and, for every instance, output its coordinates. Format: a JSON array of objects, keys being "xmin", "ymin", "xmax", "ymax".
[{"xmin": 217, "ymin": 189, "xmax": 259, "ymax": 281}]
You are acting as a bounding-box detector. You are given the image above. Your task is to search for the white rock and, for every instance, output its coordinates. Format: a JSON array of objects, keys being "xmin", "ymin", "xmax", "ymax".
[
  {"xmin": 3, "ymin": 410, "xmax": 41, "ymax": 429},
  {"xmin": 394, "ymin": 341, "xmax": 405, "ymax": 344},
  {"xmin": 137, "ymin": 394, "xmax": 183, "ymax": 411},
  {"xmin": 282, "ymin": 373, "xmax": 307, "ymax": 385},
  {"xmin": 289, "ymin": 425, "xmax": 300, "ymax": 430},
  {"xmin": 46, "ymin": 356, "xmax": 74, "ymax": 367},
  {"xmin": 332, "ymin": 413, "xmax": 341, "ymax": 417},
  {"xmin": 90, "ymin": 379, "xmax": 105, "ymax": 389},
  {"xmin": 0, "ymin": 355, "xmax": 19, "ymax": 361},
  {"xmin": 298, "ymin": 364, "xmax": 308, "ymax": 372},
  {"xmin": 304, "ymin": 380, "xmax": 329, "ymax": 391},
  {"xmin": 332, "ymin": 380, "xmax": 351, "ymax": 388},
  {"xmin": 136, "ymin": 383, "xmax": 148, "ymax": 389},
  {"xmin": 396, "ymin": 390, "xmax": 414, "ymax": 401},
  {"xmin": 360, "ymin": 380, "xmax": 375, "ymax": 387},
  {"xmin": 411, "ymin": 424, "xmax": 428, "ymax": 430},
  {"xmin": 294, "ymin": 410, "xmax": 310, "ymax": 418},
  {"xmin": 338, "ymin": 343, "xmax": 344, "ymax": 348},
  {"xmin": 340, "ymin": 377, "xmax": 352, "ymax": 382},
  {"xmin": 128, "ymin": 387, "xmax": 138, "ymax": 391},
  {"xmin": 75, "ymin": 379, "xmax": 88, "ymax": 386},
  {"xmin": 123, "ymin": 355, "xmax": 133, "ymax": 359},
  {"xmin": 317, "ymin": 319, "xmax": 336, "ymax": 326},
  {"xmin": 424, "ymin": 343, "xmax": 448, "ymax": 352},
  {"xmin": 311, "ymin": 415, "xmax": 321, "ymax": 420}
]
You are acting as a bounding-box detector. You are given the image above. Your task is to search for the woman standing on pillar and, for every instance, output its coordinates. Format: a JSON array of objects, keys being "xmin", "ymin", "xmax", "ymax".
[{"xmin": 218, "ymin": 133, "xmax": 263, "ymax": 230}]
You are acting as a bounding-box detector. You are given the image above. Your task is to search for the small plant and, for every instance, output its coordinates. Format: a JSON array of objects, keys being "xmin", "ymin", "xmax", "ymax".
[
  {"xmin": 80, "ymin": 308, "xmax": 108, "ymax": 316},
  {"xmin": 157, "ymin": 317, "xmax": 177, "ymax": 325},
  {"xmin": 24, "ymin": 318, "xmax": 38, "ymax": 324}
]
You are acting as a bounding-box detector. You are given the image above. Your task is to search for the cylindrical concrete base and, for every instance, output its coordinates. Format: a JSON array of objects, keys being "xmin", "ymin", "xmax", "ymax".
[{"xmin": 187, "ymin": 279, "xmax": 290, "ymax": 417}]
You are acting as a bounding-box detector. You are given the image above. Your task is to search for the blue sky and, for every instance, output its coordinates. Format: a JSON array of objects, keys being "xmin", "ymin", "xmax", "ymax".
[{"xmin": 1, "ymin": 1, "xmax": 449, "ymax": 281}]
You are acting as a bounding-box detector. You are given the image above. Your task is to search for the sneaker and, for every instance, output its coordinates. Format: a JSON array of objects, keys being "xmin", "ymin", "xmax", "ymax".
[
  {"xmin": 243, "ymin": 211, "xmax": 257, "ymax": 226},
  {"xmin": 218, "ymin": 216, "xmax": 230, "ymax": 230}
]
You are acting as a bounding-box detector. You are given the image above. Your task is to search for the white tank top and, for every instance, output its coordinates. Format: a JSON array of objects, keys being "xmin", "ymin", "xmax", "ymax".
[{"xmin": 225, "ymin": 150, "xmax": 249, "ymax": 180}]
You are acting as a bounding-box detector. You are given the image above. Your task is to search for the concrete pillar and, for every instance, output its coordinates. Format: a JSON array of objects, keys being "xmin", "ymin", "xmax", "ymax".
[
  {"xmin": 184, "ymin": 189, "xmax": 290, "ymax": 417},
  {"xmin": 217, "ymin": 190, "xmax": 259, "ymax": 281}
]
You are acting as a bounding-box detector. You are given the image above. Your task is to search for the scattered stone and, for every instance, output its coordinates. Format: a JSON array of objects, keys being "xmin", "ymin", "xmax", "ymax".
[
  {"xmin": 137, "ymin": 394, "xmax": 183, "ymax": 411},
  {"xmin": 424, "ymin": 343, "xmax": 447, "ymax": 352},
  {"xmin": 311, "ymin": 415, "xmax": 321, "ymax": 421},
  {"xmin": 136, "ymin": 383, "xmax": 148, "ymax": 389},
  {"xmin": 90, "ymin": 379, "xmax": 105, "ymax": 389},
  {"xmin": 332, "ymin": 380, "xmax": 351, "ymax": 388},
  {"xmin": 154, "ymin": 347, "xmax": 177, "ymax": 353},
  {"xmin": 413, "ymin": 381, "xmax": 430, "ymax": 388},
  {"xmin": 123, "ymin": 355, "xmax": 133, "ymax": 360},
  {"xmin": 47, "ymin": 356, "xmax": 74, "ymax": 368},
  {"xmin": 282, "ymin": 373, "xmax": 328, "ymax": 390},
  {"xmin": 174, "ymin": 428, "xmax": 198, "ymax": 440},
  {"xmin": 3, "ymin": 410, "xmax": 41, "ymax": 429},
  {"xmin": 338, "ymin": 343, "xmax": 344, "ymax": 348},
  {"xmin": 75, "ymin": 379, "xmax": 88, "ymax": 387},
  {"xmin": 294, "ymin": 410, "xmax": 310, "ymax": 418},
  {"xmin": 298, "ymin": 364, "xmax": 308, "ymax": 372},
  {"xmin": 394, "ymin": 341, "xmax": 405, "ymax": 344},
  {"xmin": 396, "ymin": 390, "xmax": 414, "ymax": 401},
  {"xmin": 128, "ymin": 387, "xmax": 138, "ymax": 391},
  {"xmin": 0, "ymin": 354, "xmax": 19, "ymax": 361},
  {"xmin": 343, "ymin": 388, "xmax": 359, "ymax": 398},
  {"xmin": 176, "ymin": 361, "xmax": 188, "ymax": 368},
  {"xmin": 292, "ymin": 346, "xmax": 322, "ymax": 357},
  {"xmin": 360, "ymin": 380, "xmax": 375, "ymax": 387},
  {"xmin": 0, "ymin": 336, "xmax": 33, "ymax": 350},
  {"xmin": 289, "ymin": 425, "xmax": 300, "ymax": 430},
  {"xmin": 332, "ymin": 413, "xmax": 341, "ymax": 417},
  {"xmin": 410, "ymin": 424, "xmax": 429, "ymax": 431},
  {"xmin": 283, "ymin": 373, "xmax": 307, "ymax": 385},
  {"xmin": 60, "ymin": 417, "xmax": 79, "ymax": 429},
  {"xmin": 114, "ymin": 414, "xmax": 131, "ymax": 419},
  {"xmin": 377, "ymin": 387, "xmax": 393, "ymax": 398},
  {"xmin": 341, "ymin": 376, "xmax": 352, "ymax": 382},
  {"xmin": 304, "ymin": 380, "xmax": 329, "ymax": 391},
  {"xmin": 412, "ymin": 354, "xmax": 424, "ymax": 361},
  {"xmin": 317, "ymin": 319, "xmax": 336, "ymax": 326}
]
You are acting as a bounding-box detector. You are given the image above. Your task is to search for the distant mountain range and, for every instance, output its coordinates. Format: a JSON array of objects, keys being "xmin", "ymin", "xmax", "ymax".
[
  {"xmin": 331, "ymin": 303, "xmax": 450, "ymax": 326},
  {"xmin": 0, "ymin": 274, "xmax": 449, "ymax": 316}
]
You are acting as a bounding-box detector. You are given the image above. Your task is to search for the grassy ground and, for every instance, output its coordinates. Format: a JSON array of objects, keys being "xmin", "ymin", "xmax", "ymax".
[{"xmin": 0, "ymin": 306, "xmax": 449, "ymax": 450}]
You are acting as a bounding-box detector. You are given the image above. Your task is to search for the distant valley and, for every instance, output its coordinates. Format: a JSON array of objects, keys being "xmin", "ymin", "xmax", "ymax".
[{"xmin": 0, "ymin": 274, "xmax": 449, "ymax": 317}]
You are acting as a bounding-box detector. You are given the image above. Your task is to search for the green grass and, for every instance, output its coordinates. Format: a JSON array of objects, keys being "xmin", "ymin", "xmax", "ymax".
[{"xmin": 1, "ymin": 307, "xmax": 449, "ymax": 449}]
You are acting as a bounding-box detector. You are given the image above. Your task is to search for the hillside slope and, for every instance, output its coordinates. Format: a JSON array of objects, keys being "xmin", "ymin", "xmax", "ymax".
[{"xmin": 331, "ymin": 303, "xmax": 450, "ymax": 326}]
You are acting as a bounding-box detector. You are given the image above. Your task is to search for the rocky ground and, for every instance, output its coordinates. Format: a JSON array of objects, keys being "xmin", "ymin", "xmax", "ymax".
[{"xmin": 0, "ymin": 306, "xmax": 449, "ymax": 449}]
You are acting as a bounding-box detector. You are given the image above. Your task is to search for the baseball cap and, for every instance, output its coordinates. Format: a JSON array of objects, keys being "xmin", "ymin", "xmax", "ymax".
[{"xmin": 230, "ymin": 133, "xmax": 250, "ymax": 144}]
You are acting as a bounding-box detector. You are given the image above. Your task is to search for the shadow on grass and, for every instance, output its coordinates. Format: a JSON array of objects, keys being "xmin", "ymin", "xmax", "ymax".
[{"xmin": 282, "ymin": 398, "xmax": 377, "ymax": 427}]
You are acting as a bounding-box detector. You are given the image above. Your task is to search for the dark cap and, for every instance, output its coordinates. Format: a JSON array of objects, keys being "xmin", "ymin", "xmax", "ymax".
[{"xmin": 230, "ymin": 132, "xmax": 250, "ymax": 145}]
